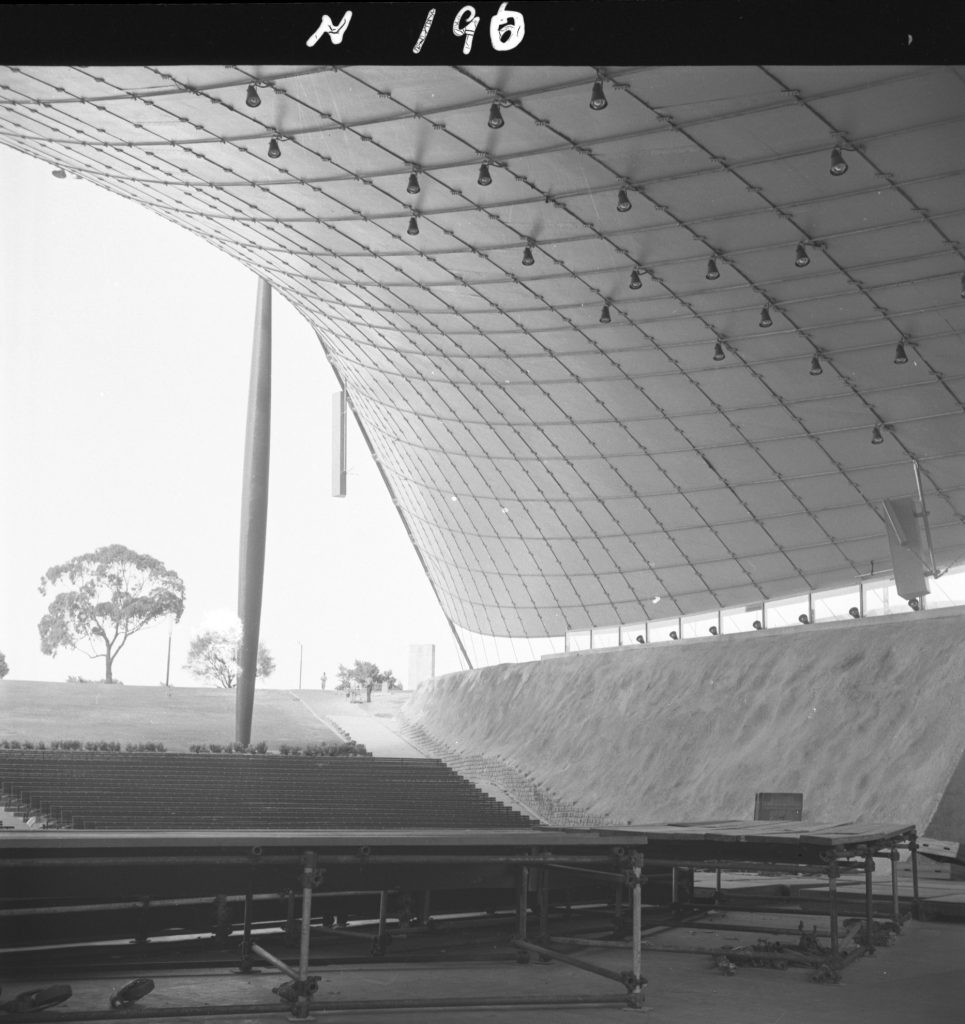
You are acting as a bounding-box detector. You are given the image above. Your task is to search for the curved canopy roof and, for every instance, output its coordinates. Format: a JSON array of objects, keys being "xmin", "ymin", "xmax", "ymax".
[{"xmin": 2, "ymin": 65, "xmax": 964, "ymax": 638}]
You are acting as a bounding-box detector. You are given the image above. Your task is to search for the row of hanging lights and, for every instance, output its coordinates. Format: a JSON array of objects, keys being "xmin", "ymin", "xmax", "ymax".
[
  {"xmin": 242, "ymin": 79, "xmax": 962, "ymax": 311},
  {"xmin": 238, "ymin": 78, "xmax": 936, "ymax": 450}
]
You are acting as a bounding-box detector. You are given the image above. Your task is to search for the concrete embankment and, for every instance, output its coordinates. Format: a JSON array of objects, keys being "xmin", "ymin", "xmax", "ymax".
[{"xmin": 406, "ymin": 608, "xmax": 965, "ymax": 838}]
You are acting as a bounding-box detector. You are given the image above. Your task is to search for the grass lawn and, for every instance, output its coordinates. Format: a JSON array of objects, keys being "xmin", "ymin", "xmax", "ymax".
[{"xmin": 0, "ymin": 680, "xmax": 346, "ymax": 751}]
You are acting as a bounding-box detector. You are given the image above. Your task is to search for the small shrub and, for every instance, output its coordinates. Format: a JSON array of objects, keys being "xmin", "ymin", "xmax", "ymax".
[
  {"xmin": 189, "ymin": 744, "xmax": 209, "ymax": 754},
  {"xmin": 125, "ymin": 742, "xmax": 166, "ymax": 753},
  {"xmin": 251, "ymin": 741, "xmax": 268, "ymax": 754}
]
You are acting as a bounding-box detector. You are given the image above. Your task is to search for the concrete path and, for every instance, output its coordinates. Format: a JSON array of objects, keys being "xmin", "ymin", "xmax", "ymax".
[
  {"xmin": 306, "ymin": 691, "xmax": 427, "ymax": 759},
  {"xmin": 327, "ymin": 713, "xmax": 426, "ymax": 758}
]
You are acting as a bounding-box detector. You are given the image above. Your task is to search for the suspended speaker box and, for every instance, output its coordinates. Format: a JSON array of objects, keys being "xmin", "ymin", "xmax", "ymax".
[
  {"xmin": 881, "ymin": 497, "xmax": 929, "ymax": 601},
  {"xmin": 332, "ymin": 390, "xmax": 347, "ymax": 498}
]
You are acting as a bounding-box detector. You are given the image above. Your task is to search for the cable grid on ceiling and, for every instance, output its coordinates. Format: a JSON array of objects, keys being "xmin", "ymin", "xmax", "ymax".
[{"xmin": 1, "ymin": 63, "xmax": 963, "ymax": 636}]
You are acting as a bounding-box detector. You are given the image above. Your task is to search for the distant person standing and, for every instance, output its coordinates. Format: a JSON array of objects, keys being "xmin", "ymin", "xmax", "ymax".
[{"xmin": 320, "ymin": 672, "xmax": 327, "ymax": 690}]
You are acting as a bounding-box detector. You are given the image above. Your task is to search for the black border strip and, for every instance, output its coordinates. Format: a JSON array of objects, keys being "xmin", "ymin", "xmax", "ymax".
[{"xmin": 1, "ymin": 2, "xmax": 963, "ymax": 66}]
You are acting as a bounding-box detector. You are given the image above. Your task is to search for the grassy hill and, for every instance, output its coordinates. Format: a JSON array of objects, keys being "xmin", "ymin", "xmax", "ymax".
[
  {"xmin": 407, "ymin": 607, "xmax": 965, "ymax": 838},
  {"xmin": 0, "ymin": 681, "xmax": 345, "ymax": 751}
]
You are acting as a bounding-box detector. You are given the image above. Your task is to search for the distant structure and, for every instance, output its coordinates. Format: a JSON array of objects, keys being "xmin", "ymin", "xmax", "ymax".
[{"xmin": 408, "ymin": 644, "xmax": 436, "ymax": 690}]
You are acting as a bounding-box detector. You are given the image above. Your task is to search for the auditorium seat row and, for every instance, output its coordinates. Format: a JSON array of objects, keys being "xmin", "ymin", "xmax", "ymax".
[{"xmin": 0, "ymin": 751, "xmax": 535, "ymax": 831}]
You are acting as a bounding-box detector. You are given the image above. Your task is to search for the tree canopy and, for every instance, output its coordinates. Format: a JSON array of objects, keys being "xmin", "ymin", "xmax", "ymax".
[
  {"xmin": 38, "ymin": 544, "xmax": 185, "ymax": 684},
  {"xmin": 336, "ymin": 660, "xmax": 400, "ymax": 702},
  {"xmin": 0, "ymin": 651, "xmax": 8, "ymax": 679},
  {"xmin": 184, "ymin": 621, "xmax": 275, "ymax": 689}
]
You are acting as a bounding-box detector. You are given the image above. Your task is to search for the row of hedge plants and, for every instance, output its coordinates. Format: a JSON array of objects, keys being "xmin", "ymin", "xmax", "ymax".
[
  {"xmin": 0, "ymin": 739, "xmax": 165, "ymax": 752},
  {"xmin": 1, "ymin": 739, "xmax": 368, "ymax": 756}
]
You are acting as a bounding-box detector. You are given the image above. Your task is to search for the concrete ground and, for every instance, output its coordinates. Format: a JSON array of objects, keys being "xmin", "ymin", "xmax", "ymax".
[{"xmin": 3, "ymin": 918, "xmax": 962, "ymax": 1023}]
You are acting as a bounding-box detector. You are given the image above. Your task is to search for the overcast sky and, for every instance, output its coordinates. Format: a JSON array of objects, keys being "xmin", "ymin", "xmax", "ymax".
[{"xmin": 0, "ymin": 145, "xmax": 465, "ymax": 689}]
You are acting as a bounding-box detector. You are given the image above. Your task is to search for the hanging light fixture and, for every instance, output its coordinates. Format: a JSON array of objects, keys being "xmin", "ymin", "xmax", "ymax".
[
  {"xmin": 246, "ymin": 83, "xmax": 261, "ymax": 108},
  {"xmin": 752, "ymin": 620, "xmax": 763, "ymax": 630},
  {"xmin": 589, "ymin": 77, "xmax": 607, "ymax": 110},
  {"xmin": 795, "ymin": 243, "xmax": 810, "ymax": 267},
  {"xmin": 759, "ymin": 306, "xmax": 772, "ymax": 328},
  {"xmin": 487, "ymin": 102, "xmax": 504, "ymax": 129},
  {"xmin": 267, "ymin": 137, "xmax": 281, "ymax": 159},
  {"xmin": 521, "ymin": 244, "xmax": 534, "ymax": 266},
  {"xmin": 712, "ymin": 341, "xmax": 726, "ymax": 361},
  {"xmin": 617, "ymin": 188, "xmax": 632, "ymax": 212},
  {"xmin": 51, "ymin": 167, "xmax": 67, "ymax": 179},
  {"xmin": 709, "ymin": 626, "xmax": 719, "ymax": 636},
  {"xmin": 600, "ymin": 304, "xmax": 611, "ymax": 324},
  {"xmin": 798, "ymin": 614, "xmax": 811, "ymax": 625},
  {"xmin": 809, "ymin": 355, "xmax": 823, "ymax": 376},
  {"xmin": 477, "ymin": 162, "xmax": 492, "ymax": 187},
  {"xmin": 829, "ymin": 146, "xmax": 848, "ymax": 176},
  {"xmin": 848, "ymin": 607, "xmax": 861, "ymax": 619},
  {"xmin": 894, "ymin": 341, "xmax": 909, "ymax": 364},
  {"xmin": 407, "ymin": 215, "xmax": 419, "ymax": 236},
  {"xmin": 871, "ymin": 425, "xmax": 884, "ymax": 444},
  {"xmin": 406, "ymin": 170, "xmax": 420, "ymax": 195},
  {"xmin": 669, "ymin": 630, "xmax": 679, "ymax": 640},
  {"xmin": 629, "ymin": 268, "xmax": 642, "ymax": 290},
  {"xmin": 706, "ymin": 256, "xmax": 720, "ymax": 280}
]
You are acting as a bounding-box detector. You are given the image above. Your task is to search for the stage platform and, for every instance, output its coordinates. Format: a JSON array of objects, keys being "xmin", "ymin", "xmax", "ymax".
[
  {"xmin": 0, "ymin": 820, "xmax": 916, "ymax": 902},
  {"xmin": 0, "ymin": 820, "xmax": 930, "ymax": 1018}
]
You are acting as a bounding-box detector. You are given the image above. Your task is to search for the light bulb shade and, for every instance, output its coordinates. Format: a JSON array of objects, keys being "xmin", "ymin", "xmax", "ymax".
[
  {"xmin": 871, "ymin": 425, "xmax": 884, "ymax": 444},
  {"xmin": 406, "ymin": 172, "xmax": 420, "ymax": 195},
  {"xmin": 267, "ymin": 137, "xmax": 281, "ymax": 159},
  {"xmin": 759, "ymin": 306, "xmax": 772, "ymax": 328},
  {"xmin": 752, "ymin": 620, "xmax": 763, "ymax": 630},
  {"xmin": 709, "ymin": 626, "xmax": 718, "ymax": 635},
  {"xmin": 706, "ymin": 257, "xmax": 720, "ymax": 280},
  {"xmin": 617, "ymin": 188, "xmax": 632, "ymax": 212},
  {"xmin": 894, "ymin": 341, "xmax": 908, "ymax": 364},
  {"xmin": 629, "ymin": 269, "xmax": 642, "ymax": 290},
  {"xmin": 829, "ymin": 147, "xmax": 848, "ymax": 176},
  {"xmin": 521, "ymin": 246, "xmax": 534, "ymax": 266},
  {"xmin": 600, "ymin": 304, "xmax": 611, "ymax": 324},
  {"xmin": 798, "ymin": 614, "xmax": 810, "ymax": 625},
  {"xmin": 669, "ymin": 631, "xmax": 678, "ymax": 640},
  {"xmin": 712, "ymin": 341, "xmax": 725, "ymax": 361},
  {"xmin": 477, "ymin": 162, "xmax": 492, "ymax": 186},
  {"xmin": 51, "ymin": 167, "xmax": 67, "ymax": 179},
  {"xmin": 488, "ymin": 102, "xmax": 504, "ymax": 129},
  {"xmin": 635, "ymin": 634, "xmax": 645, "ymax": 644},
  {"xmin": 809, "ymin": 356, "xmax": 823, "ymax": 375},
  {"xmin": 589, "ymin": 80, "xmax": 608, "ymax": 110},
  {"xmin": 795, "ymin": 243, "xmax": 810, "ymax": 267},
  {"xmin": 407, "ymin": 216, "xmax": 419, "ymax": 236},
  {"xmin": 246, "ymin": 83, "xmax": 261, "ymax": 108},
  {"xmin": 848, "ymin": 607, "xmax": 860, "ymax": 618}
]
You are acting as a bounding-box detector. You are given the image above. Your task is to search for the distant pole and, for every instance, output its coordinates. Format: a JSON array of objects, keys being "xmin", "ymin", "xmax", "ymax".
[
  {"xmin": 236, "ymin": 278, "xmax": 272, "ymax": 746},
  {"xmin": 298, "ymin": 641, "xmax": 303, "ymax": 690},
  {"xmin": 164, "ymin": 619, "xmax": 173, "ymax": 687}
]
